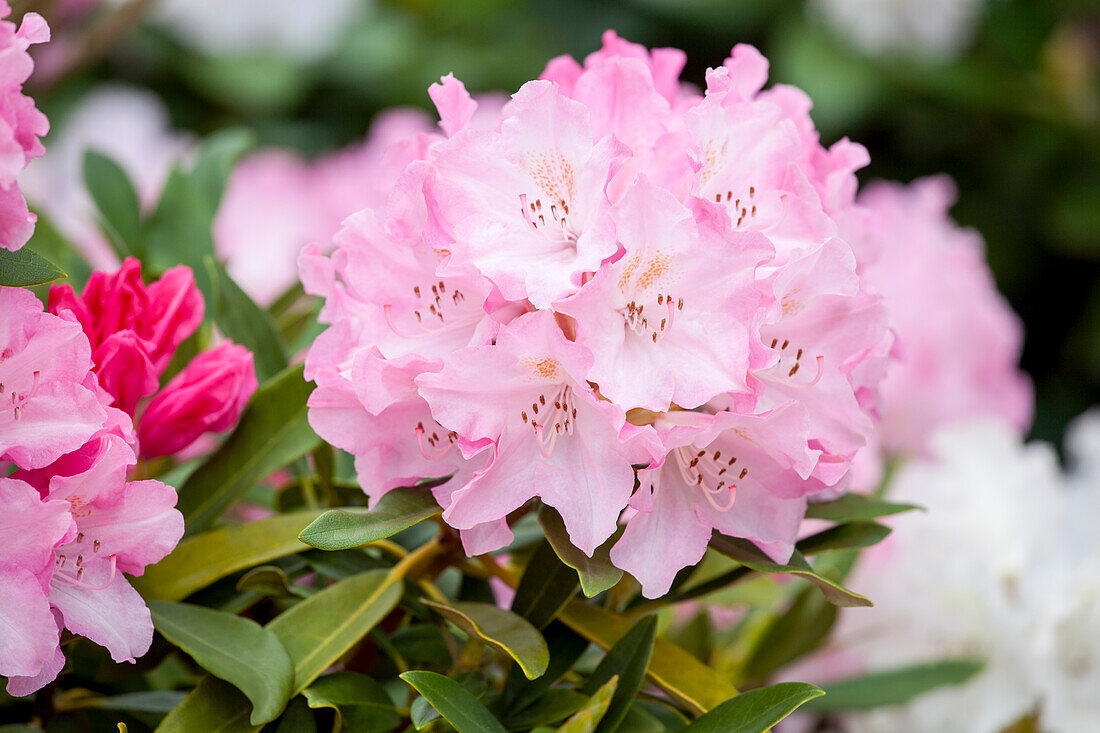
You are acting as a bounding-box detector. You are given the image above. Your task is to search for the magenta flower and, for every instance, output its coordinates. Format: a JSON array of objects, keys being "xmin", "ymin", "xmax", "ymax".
[
  {"xmin": 0, "ymin": 287, "xmax": 106, "ymax": 470},
  {"xmin": 137, "ymin": 342, "xmax": 257, "ymax": 458},
  {"xmin": 0, "ymin": 1, "xmax": 48, "ymax": 251}
]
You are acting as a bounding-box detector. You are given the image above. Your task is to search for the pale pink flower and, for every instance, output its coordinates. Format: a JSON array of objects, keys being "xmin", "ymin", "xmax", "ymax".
[
  {"xmin": 0, "ymin": 1, "xmax": 48, "ymax": 251},
  {"xmin": 841, "ymin": 176, "xmax": 1031, "ymax": 458},
  {"xmin": 0, "ymin": 287, "xmax": 105, "ymax": 470}
]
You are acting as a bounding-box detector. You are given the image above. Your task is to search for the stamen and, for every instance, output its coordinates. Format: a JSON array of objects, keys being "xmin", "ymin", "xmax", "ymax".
[{"xmin": 414, "ymin": 426, "xmax": 456, "ymax": 460}]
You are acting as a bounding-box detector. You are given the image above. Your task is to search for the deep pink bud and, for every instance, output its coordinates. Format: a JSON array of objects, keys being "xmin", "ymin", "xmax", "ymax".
[
  {"xmin": 144, "ymin": 265, "xmax": 204, "ymax": 372},
  {"xmin": 92, "ymin": 331, "xmax": 159, "ymax": 417},
  {"xmin": 137, "ymin": 342, "xmax": 257, "ymax": 458}
]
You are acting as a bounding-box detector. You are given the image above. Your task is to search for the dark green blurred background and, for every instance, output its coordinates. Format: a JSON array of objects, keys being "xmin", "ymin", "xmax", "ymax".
[{"xmin": 31, "ymin": 0, "xmax": 1099, "ymax": 444}]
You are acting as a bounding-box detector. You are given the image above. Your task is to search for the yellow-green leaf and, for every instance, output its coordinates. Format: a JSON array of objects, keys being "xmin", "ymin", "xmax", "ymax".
[{"xmin": 424, "ymin": 600, "xmax": 549, "ymax": 680}]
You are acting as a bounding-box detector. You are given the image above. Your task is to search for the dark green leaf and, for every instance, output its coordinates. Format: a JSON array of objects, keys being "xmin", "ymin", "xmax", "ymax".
[
  {"xmin": 135, "ymin": 509, "xmax": 324, "ymax": 601},
  {"xmin": 155, "ymin": 676, "xmax": 261, "ymax": 733},
  {"xmin": 804, "ymin": 659, "xmax": 984, "ymax": 712},
  {"xmin": 211, "ymin": 264, "xmax": 287, "ymax": 383},
  {"xmin": 298, "ymin": 488, "xmax": 441, "ymax": 550},
  {"xmin": 424, "ymin": 600, "xmax": 549, "ymax": 680},
  {"xmin": 302, "ymin": 672, "xmax": 401, "ymax": 732},
  {"xmin": 66, "ymin": 691, "xmax": 187, "ymax": 714},
  {"xmin": 0, "ymin": 247, "xmax": 66, "ymax": 287},
  {"xmin": 556, "ymin": 676, "xmax": 617, "ymax": 733},
  {"xmin": 505, "ymin": 689, "xmax": 587, "ymax": 730},
  {"xmin": 400, "ymin": 671, "xmax": 507, "ymax": 733},
  {"xmin": 504, "ymin": 623, "xmax": 589, "ymax": 714},
  {"xmin": 804, "ymin": 494, "xmax": 919, "ymax": 523},
  {"xmin": 274, "ymin": 697, "xmax": 316, "ymax": 733},
  {"xmin": 796, "ymin": 522, "xmax": 892, "ymax": 555},
  {"xmin": 581, "ymin": 616, "xmax": 657, "ymax": 733},
  {"xmin": 179, "ymin": 363, "xmax": 320, "ymax": 533},
  {"xmin": 681, "ymin": 682, "xmax": 824, "ymax": 733},
  {"xmin": 709, "ymin": 534, "xmax": 871, "ymax": 607},
  {"xmin": 511, "ymin": 540, "xmax": 579, "ymax": 629},
  {"xmin": 539, "ymin": 508, "xmax": 622, "ymax": 597},
  {"xmin": 740, "ymin": 586, "xmax": 837, "ymax": 682},
  {"xmin": 83, "ymin": 149, "xmax": 143, "ymax": 259},
  {"xmin": 144, "ymin": 167, "xmax": 217, "ymax": 302},
  {"xmin": 267, "ymin": 570, "xmax": 404, "ymax": 693},
  {"xmin": 149, "ymin": 601, "xmax": 294, "ymax": 725}
]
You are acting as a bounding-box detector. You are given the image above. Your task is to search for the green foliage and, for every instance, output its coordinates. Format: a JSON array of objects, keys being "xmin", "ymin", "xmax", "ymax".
[
  {"xmin": 0, "ymin": 247, "xmax": 66, "ymax": 287},
  {"xmin": 299, "ymin": 488, "xmax": 442, "ymax": 550},
  {"xmin": 425, "ymin": 600, "xmax": 550, "ymax": 680},
  {"xmin": 680, "ymin": 683, "xmax": 825, "ymax": 733},
  {"xmin": 579, "ymin": 616, "xmax": 657, "ymax": 733},
  {"xmin": 804, "ymin": 659, "xmax": 985, "ymax": 712},
  {"xmin": 302, "ymin": 672, "xmax": 402, "ymax": 731},
  {"xmin": 510, "ymin": 540, "xmax": 579, "ymax": 629},
  {"xmin": 539, "ymin": 509, "xmax": 622, "ymax": 598},
  {"xmin": 400, "ymin": 671, "xmax": 508, "ymax": 733}
]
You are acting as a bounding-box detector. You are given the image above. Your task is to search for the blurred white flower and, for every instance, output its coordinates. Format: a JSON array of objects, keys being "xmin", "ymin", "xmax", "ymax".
[{"xmin": 809, "ymin": 0, "xmax": 989, "ymax": 61}]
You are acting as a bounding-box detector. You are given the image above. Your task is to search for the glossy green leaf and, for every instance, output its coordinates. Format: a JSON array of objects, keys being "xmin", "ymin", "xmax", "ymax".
[
  {"xmin": 149, "ymin": 601, "xmax": 294, "ymax": 725},
  {"xmin": 0, "ymin": 247, "xmax": 66, "ymax": 287},
  {"xmin": 212, "ymin": 264, "xmax": 287, "ymax": 383},
  {"xmin": 425, "ymin": 600, "xmax": 549, "ymax": 680},
  {"xmin": 83, "ymin": 149, "xmax": 142, "ymax": 259},
  {"xmin": 796, "ymin": 521, "xmax": 891, "ymax": 555},
  {"xmin": 267, "ymin": 570, "xmax": 403, "ymax": 693},
  {"xmin": 135, "ymin": 510, "xmax": 324, "ymax": 601},
  {"xmin": 709, "ymin": 534, "xmax": 871, "ymax": 607},
  {"xmin": 681, "ymin": 682, "xmax": 824, "ymax": 732},
  {"xmin": 804, "ymin": 494, "xmax": 919, "ymax": 523},
  {"xmin": 558, "ymin": 601, "xmax": 737, "ymax": 715},
  {"xmin": 179, "ymin": 364, "xmax": 320, "ymax": 533},
  {"xmin": 156, "ymin": 676, "xmax": 261, "ymax": 733},
  {"xmin": 298, "ymin": 488, "xmax": 441, "ymax": 550},
  {"xmin": 539, "ymin": 508, "xmax": 622, "ymax": 597},
  {"xmin": 503, "ymin": 623, "xmax": 589, "ymax": 714},
  {"xmin": 56, "ymin": 690, "xmax": 187, "ymax": 714},
  {"xmin": 580, "ymin": 616, "xmax": 656, "ymax": 733},
  {"xmin": 510, "ymin": 540, "xmax": 579, "ymax": 629},
  {"xmin": 555, "ymin": 676, "xmax": 617, "ymax": 733},
  {"xmin": 399, "ymin": 671, "xmax": 507, "ymax": 733},
  {"xmin": 740, "ymin": 585, "xmax": 837, "ymax": 682},
  {"xmin": 275, "ymin": 697, "xmax": 317, "ymax": 733},
  {"xmin": 804, "ymin": 659, "xmax": 984, "ymax": 712},
  {"xmin": 302, "ymin": 672, "xmax": 401, "ymax": 732},
  {"xmin": 505, "ymin": 689, "xmax": 587, "ymax": 730}
]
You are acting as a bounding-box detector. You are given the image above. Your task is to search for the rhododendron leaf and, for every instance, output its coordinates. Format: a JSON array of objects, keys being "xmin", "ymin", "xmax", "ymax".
[
  {"xmin": 301, "ymin": 672, "xmax": 401, "ymax": 732},
  {"xmin": 503, "ymin": 623, "xmax": 590, "ymax": 714},
  {"xmin": 0, "ymin": 246, "xmax": 66, "ymax": 286},
  {"xmin": 424, "ymin": 600, "xmax": 550, "ymax": 680},
  {"xmin": 539, "ymin": 508, "xmax": 623, "ymax": 598},
  {"xmin": 399, "ymin": 671, "xmax": 507, "ymax": 733},
  {"xmin": 740, "ymin": 585, "xmax": 837, "ymax": 682},
  {"xmin": 211, "ymin": 263, "xmax": 288, "ymax": 383},
  {"xmin": 298, "ymin": 488, "xmax": 441, "ymax": 550},
  {"xmin": 505, "ymin": 689, "xmax": 588, "ymax": 730},
  {"xmin": 802, "ymin": 659, "xmax": 984, "ymax": 712},
  {"xmin": 680, "ymin": 682, "xmax": 824, "ymax": 732},
  {"xmin": 61, "ymin": 690, "xmax": 187, "ymax": 714},
  {"xmin": 179, "ymin": 363, "xmax": 320, "ymax": 533},
  {"xmin": 804, "ymin": 494, "xmax": 919, "ymax": 523},
  {"xmin": 135, "ymin": 510, "xmax": 324, "ymax": 601},
  {"xmin": 148, "ymin": 601, "xmax": 294, "ymax": 725},
  {"xmin": 510, "ymin": 540, "xmax": 580, "ymax": 629},
  {"xmin": 157, "ymin": 676, "xmax": 261, "ymax": 733},
  {"xmin": 580, "ymin": 616, "xmax": 656, "ymax": 733},
  {"xmin": 558, "ymin": 601, "xmax": 737, "ymax": 715},
  {"xmin": 83, "ymin": 150, "xmax": 143, "ymax": 260},
  {"xmin": 795, "ymin": 521, "xmax": 892, "ymax": 555},
  {"xmin": 266, "ymin": 569, "xmax": 403, "ymax": 694},
  {"xmin": 555, "ymin": 676, "xmax": 617, "ymax": 733},
  {"xmin": 709, "ymin": 534, "xmax": 872, "ymax": 607},
  {"xmin": 145, "ymin": 167, "xmax": 218, "ymax": 300},
  {"xmin": 191, "ymin": 127, "xmax": 255, "ymax": 213}
]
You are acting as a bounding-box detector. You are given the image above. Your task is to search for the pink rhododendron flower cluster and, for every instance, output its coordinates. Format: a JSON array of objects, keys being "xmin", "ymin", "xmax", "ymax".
[
  {"xmin": 0, "ymin": 288, "xmax": 184, "ymax": 695},
  {"xmin": 48, "ymin": 257, "xmax": 257, "ymax": 458},
  {"xmin": 302, "ymin": 32, "xmax": 893, "ymax": 598},
  {"xmin": 0, "ymin": 1, "xmax": 48, "ymax": 251}
]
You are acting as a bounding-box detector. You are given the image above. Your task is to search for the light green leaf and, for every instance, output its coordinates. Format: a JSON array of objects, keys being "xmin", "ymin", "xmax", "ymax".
[
  {"xmin": 267, "ymin": 570, "xmax": 403, "ymax": 693},
  {"xmin": 580, "ymin": 616, "xmax": 656, "ymax": 733},
  {"xmin": 510, "ymin": 540, "xmax": 579, "ymax": 629},
  {"xmin": 556, "ymin": 676, "xmax": 617, "ymax": 733},
  {"xmin": 681, "ymin": 682, "xmax": 824, "ymax": 732},
  {"xmin": 796, "ymin": 521, "xmax": 891, "ymax": 555},
  {"xmin": 804, "ymin": 494, "xmax": 919, "ymax": 523},
  {"xmin": 298, "ymin": 488, "xmax": 441, "ymax": 550},
  {"xmin": 424, "ymin": 600, "xmax": 549, "ymax": 680},
  {"xmin": 539, "ymin": 508, "xmax": 622, "ymax": 597},
  {"xmin": 558, "ymin": 601, "xmax": 737, "ymax": 716},
  {"xmin": 149, "ymin": 601, "xmax": 294, "ymax": 725},
  {"xmin": 135, "ymin": 510, "xmax": 324, "ymax": 601},
  {"xmin": 804, "ymin": 659, "xmax": 984, "ymax": 712},
  {"xmin": 709, "ymin": 534, "xmax": 871, "ymax": 607},
  {"xmin": 83, "ymin": 149, "xmax": 142, "ymax": 259},
  {"xmin": 0, "ymin": 247, "xmax": 66, "ymax": 287},
  {"xmin": 144, "ymin": 167, "xmax": 217, "ymax": 301},
  {"xmin": 179, "ymin": 363, "xmax": 320, "ymax": 534},
  {"xmin": 156, "ymin": 676, "xmax": 261, "ymax": 733},
  {"xmin": 400, "ymin": 671, "xmax": 507, "ymax": 733},
  {"xmin": 190, "ymin": 128, "xmax": 255, "ymax": 213},
  {"xmin": 302, "ymin": 672, "xmax": 401, "ymax": 733}
]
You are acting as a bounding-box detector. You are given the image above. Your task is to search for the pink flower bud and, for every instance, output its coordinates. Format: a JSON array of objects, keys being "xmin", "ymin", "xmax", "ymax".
[
  {"xmin": 92, "ymin": 331, "xmax": 159, "ymax": 417},
  {"xmin": 144, "ymin": 265, "xmax": 204, "ymax": 372},
  {"xmin": 137, "ymin": 342, "xmax": 257, "ymax": 458}
]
